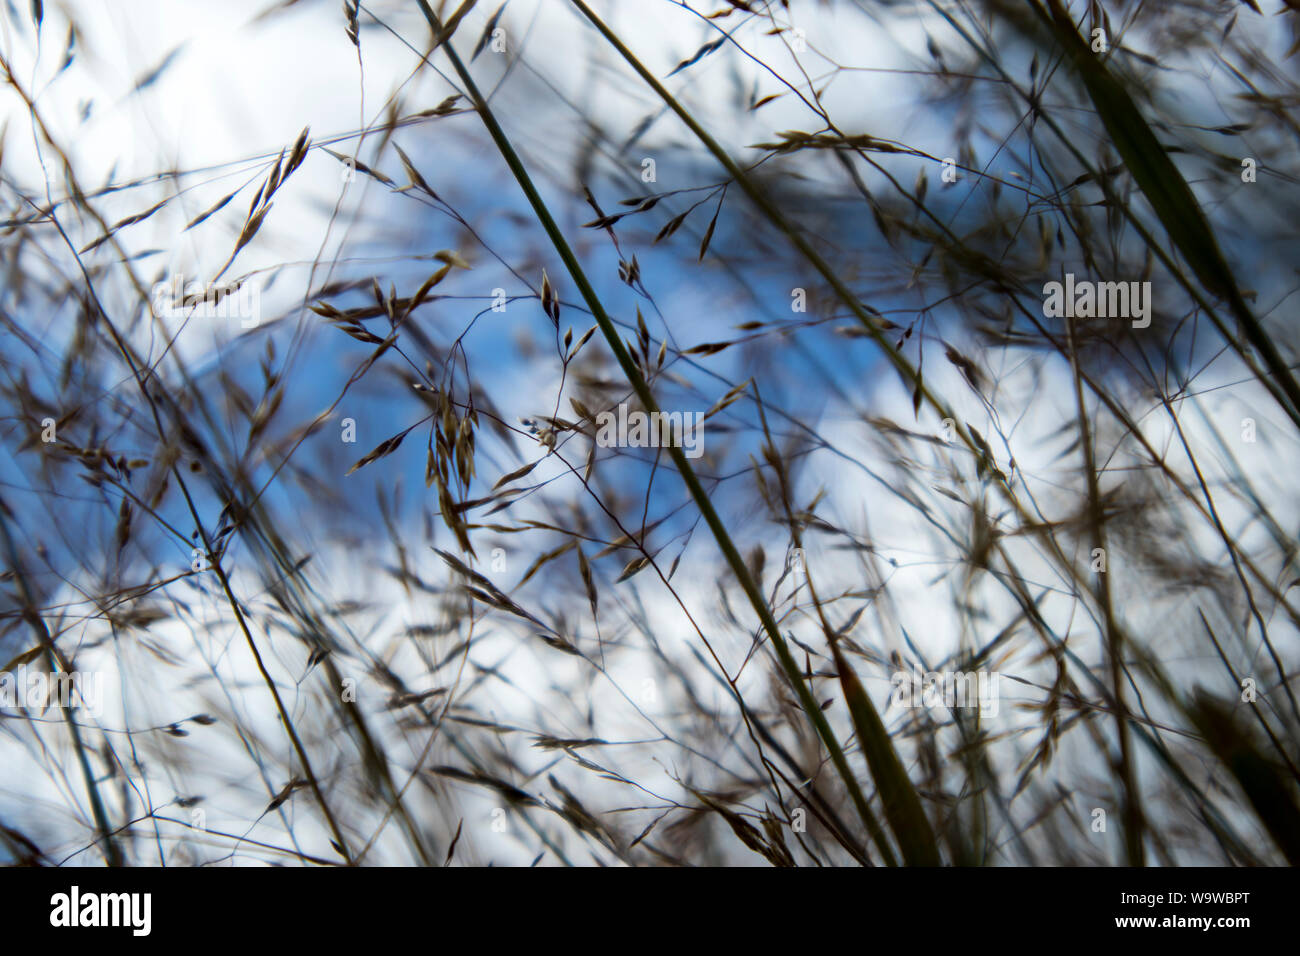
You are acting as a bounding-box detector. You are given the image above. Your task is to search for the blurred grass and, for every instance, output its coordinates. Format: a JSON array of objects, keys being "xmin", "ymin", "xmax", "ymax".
[{"xmin": 0, "ymin": 0, "xmax": 1296, "ymax": 867}]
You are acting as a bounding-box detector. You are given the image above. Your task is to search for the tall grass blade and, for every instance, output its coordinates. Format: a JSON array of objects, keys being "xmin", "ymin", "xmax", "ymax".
[{"xmin": 832, "ymin": 643, "xmax": 941, "ymax": 866}]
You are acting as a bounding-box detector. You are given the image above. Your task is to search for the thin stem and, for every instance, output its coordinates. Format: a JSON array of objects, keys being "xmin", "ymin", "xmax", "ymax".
[
  {"xmin": 413, "ymin": 0, "xmax": 899, "ymax": 865},
  {"xmin": 0, "ymin": 504, "xmax": 122, "ymax": 867}
]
